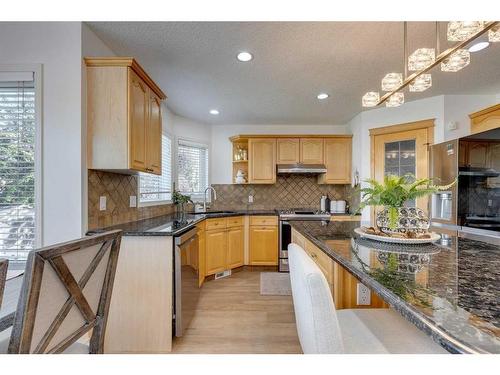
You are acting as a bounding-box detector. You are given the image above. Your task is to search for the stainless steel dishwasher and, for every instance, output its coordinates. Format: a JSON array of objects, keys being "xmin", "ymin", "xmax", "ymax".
[{"xmin": 173, "ymin": 227, "xmax": 198, "ymax": 337}]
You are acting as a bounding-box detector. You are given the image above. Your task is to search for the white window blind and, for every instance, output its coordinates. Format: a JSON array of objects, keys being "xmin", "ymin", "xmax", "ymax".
[
  {"xmin": 0, "ymin": 76, "xmax": 36, "ymax": 261},
  {"xmin": 139, "ymin": 134, "xmax": 172, "ymax": 204},
  {"xmin": 177, "ymin": 139, "xmax": 209, "ymax": 197}
]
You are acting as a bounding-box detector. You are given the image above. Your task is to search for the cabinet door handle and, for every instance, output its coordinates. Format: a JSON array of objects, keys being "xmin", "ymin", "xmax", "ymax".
[{"xmin": 310, "ymin": 253, "xmax": 317, "ymax": 259}]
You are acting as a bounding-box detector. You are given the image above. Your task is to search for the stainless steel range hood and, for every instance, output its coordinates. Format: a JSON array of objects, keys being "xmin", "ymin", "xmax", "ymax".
[{"xmin": 277, "ymin": 163, "xmax": 327, "ymax": 174}]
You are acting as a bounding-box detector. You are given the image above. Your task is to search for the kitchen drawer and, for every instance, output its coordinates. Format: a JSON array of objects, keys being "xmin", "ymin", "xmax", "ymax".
[
  {"xmin": 205, "ymin": 218, "xmax": 227, "ymax": 231},
  {"xmin": 226, "ymin": 216, "xmax": 244, "ymax": 228},
  {"xmin": 250, "ymin": 216, "xmax": 278, "ymax": 226},
  {"xmin": 196, "ymin": 221, "xmax": 206, "ymax": 233},
  {"xmin": 304, "ymin": 239, "xmax": 334, "ymax": 284}
]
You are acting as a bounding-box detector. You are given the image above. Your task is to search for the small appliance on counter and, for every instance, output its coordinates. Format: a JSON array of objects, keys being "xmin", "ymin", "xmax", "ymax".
[
  {"xmin": 430, "ymin": 127, "xmax": 500, "ymax": 243},
  {"xmin": 330, "ymin": 200, "xmax": 347, "ymax": 214}
]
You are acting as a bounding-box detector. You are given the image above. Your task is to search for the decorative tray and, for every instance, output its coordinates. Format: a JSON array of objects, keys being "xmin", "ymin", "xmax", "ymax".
[{"xmin": 354, "ymin": 227, "xmax": 441, "ymax": 244}]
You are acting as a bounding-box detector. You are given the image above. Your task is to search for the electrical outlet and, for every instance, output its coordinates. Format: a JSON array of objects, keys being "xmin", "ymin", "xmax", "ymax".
[
  {"xmin": 356, "ymin": 283, "xmax": 371, "ymax": 305},
  {"xmin": 248, "ymin": 195, "xmax": 254, "ymax": 203},
  {"xmin": 130, "ymin": 195, "xmax": 137, "ymax": 208},
  {"xmin": 99, "ymin": 196, "xmax": 107, "ymax": 211}
]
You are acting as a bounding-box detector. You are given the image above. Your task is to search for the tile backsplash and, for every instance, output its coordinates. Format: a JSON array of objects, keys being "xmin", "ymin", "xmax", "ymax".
[
  {"xmin": 211, "ymin": 175, "xmax": 359, "ymax": 211},
  {"xmin": 88, "ymin": 171, "xmax": 360, "ymax": 230},
  {"xmin": 88, "ymin": 170, "xmax": 175, "ymax": 230}
]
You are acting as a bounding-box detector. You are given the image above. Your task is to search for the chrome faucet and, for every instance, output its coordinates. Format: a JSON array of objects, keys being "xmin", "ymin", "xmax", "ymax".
[{"xmin": 203, "ymin": 186, "xmax": 217, "ymax": 212}]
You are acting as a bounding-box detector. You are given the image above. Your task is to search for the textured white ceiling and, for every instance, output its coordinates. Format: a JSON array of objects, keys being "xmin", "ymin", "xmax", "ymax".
[{"xmin": 87, "ymin": 22, "xmax": 500, "ymax": 125}]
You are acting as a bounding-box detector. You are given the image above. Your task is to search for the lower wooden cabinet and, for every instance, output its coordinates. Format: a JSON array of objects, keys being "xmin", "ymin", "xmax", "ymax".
[
  {"xmin": 292, "ymin": 228, "xmax": 387, "ymax": 310},
  {"xmin": 227, "ymin": 226, "xmax": 244, "ymax": 269},
  {"xmin": 204, "ymin": 217, "xmax": 245, "ymax": 277},
  {"xmin": 205, "ymin": 229, "xmax": 227, "ymax": 275},
  {"xmin": 249, "ymin": 223, "xmax": 278, "ymax": 266}
]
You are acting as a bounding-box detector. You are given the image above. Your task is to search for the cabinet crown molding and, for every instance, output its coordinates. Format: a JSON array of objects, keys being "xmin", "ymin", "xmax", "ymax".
[
  {"xmin": 229, "ymin": 134, "xmax": 352, "ymax": 142},
  {"xmin": 84, "ymin": 57, "xmax": 167, "ymax": 100}
]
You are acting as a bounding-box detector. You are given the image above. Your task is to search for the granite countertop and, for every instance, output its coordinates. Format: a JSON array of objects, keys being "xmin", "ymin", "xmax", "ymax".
[
  {"xmin": 87, "ymin": 209, "xmax": 277, "ymax": 236},
  {"xmin": 289, "ymin": 220, "xmax": 500, "ymax": 354}
]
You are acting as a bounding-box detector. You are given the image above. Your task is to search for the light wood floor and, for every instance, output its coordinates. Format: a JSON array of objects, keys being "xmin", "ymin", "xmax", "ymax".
[{"xmin": 172, "ymin": 268, "xmax": 302, "ymax": 354}]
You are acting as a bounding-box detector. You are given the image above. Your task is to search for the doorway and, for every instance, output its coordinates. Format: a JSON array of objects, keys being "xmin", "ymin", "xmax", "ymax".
[{"xmin": 370, "ymin": 119, "xmax": 435, "ymax": 222}]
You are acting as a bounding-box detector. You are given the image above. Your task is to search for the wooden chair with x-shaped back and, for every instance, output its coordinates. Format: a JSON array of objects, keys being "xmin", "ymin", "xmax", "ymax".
[{"xmin": 0, "ymin": 230, "xmax": 122, "ymax": 354}]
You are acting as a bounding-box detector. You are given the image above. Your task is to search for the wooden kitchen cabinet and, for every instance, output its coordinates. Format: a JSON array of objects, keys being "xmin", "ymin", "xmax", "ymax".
[
  {"xmin": 318, "ymin": 137, "xmax": 352, "ymax": 184},
  {"xmin": 277, "ymin": 138, "xmax": 300, "ymax": 164},
  {"xmin": 205, "ymin": 229, "xmax": 227, "ymax": 275},
  {"xmin": 204, "ymin": 217, "xmax": 245, "ymax": 277},
  {"xmin": 300, "ymin": 138, "xmax": 324, "ymax": 164},
  {"xmin": 85, "ymin": 57, "xmax": 166, "ymax": 175},
  {"xmin": 249, "ymin": 216, "xmax": 278, "ymax": 266},
  {"xmin": 227, "ymin": 226, "xmax": 244, "ymax": 269},
  {"xmin": 197, "ymin": 222, "xmax": 206, "ymax": 287},
  {"xmin": 248, "ymin": 138, "xmax": 276, "ymax": 184}
]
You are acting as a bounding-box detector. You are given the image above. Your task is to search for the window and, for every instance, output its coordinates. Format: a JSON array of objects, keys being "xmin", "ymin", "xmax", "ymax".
[
  {"xmin": 0, "ymin": 72, "xmax": 36, "ymax": 262},
  {"xmin": 139, "ymin": 134, "xmax": 172, "ymax": 204},
  {"xmin": 177, "ymin": 139, "xmax": 209, "ymax": 199}
]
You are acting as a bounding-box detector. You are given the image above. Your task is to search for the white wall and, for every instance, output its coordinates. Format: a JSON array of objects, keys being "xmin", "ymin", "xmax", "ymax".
[
  {"xmin": 81, "ymin": 23, "xmax": 117, "ymax": 233},
  {"xmin": 0, "ymin": 22, "xmax": 84, "ymax": 246},
  {"xmin": 349, "ymin": 94, "xmax": 498, "ymax": 221},
  {"xmin": 211, "ymin": 124, "xmax": 349, "ymax": 184}
]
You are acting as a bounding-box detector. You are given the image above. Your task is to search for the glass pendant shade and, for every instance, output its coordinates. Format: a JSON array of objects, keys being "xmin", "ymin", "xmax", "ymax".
[
  {"xmin": 381, "ymin": 73, "xmax": 403, "ymax": 91},
  {"xmin": 441, "ymin": 49, "xmax": 470, "ymax": 72},
  {"xmin": 409, "ymin": 74, "xmax": 432, "ymax": 92},
  {"xmin": 362, "ymin": 92, "xmax": 380, "ymax": 107},
  {"xmin": 489, "ymin": 24, "xmax": 500, "ymax": 42},
  {"xmin": 447, "ymin": 21, "xmax": 485, "ymax": 41},
  {"xmin": 408, "ymin": 48, "xmax": 435, "ymax": 71},
  {"xmin": 385, "ymin": 92, "xmax": 404, "ymax": 107}
]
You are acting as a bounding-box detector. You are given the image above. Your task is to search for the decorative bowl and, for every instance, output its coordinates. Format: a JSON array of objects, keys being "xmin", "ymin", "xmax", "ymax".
[{"xmin": 376, "ymin": 207, "xmax": 430, "ymax": 234}]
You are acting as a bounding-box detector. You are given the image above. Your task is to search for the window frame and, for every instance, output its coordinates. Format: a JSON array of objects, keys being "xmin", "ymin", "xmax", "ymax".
[
  {"xmin": 175, "ymin": 136, "xmax": 210, "ymax": 202},
  {"xmin": 137, "ymin": 131, "xmax": 174, "ymax": 207},
  {"xmin": 0, "ymin": 64, "xmax": 43, "ymax": 249}
]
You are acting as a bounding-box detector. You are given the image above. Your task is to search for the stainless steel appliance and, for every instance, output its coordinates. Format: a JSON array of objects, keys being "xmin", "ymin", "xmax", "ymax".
[
  {"xmin": 173, "ymin": 226, "xmax": 198, "ymax": 337},
  {"xmin": 277, "ymin": 163, "xmax": 327, "ymax": 174},
  {"xmin": 278, "ymin": 208, "xmax": 330, "ymax": 272},
  {"xmin": 430, "ymin": 128, "xmax": 500, "ymax": 242}
]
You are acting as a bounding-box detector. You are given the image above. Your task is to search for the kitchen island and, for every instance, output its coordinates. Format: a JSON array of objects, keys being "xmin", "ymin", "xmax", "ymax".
[{"xmin": 290, "ymin": 220, "xmax": 500, "ymax": 354}]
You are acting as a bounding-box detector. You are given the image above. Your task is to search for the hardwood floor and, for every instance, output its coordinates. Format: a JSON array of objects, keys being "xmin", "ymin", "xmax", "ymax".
[{"xmin": 172, "ymin": 267, "xmax": 302, "ymax": 354}]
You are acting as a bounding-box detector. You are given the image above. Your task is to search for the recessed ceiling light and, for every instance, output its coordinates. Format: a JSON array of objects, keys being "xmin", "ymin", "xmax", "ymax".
[
  {"xmin": 317, "ymin": 93, "xmax": 329, "ymax": 100},
  {"xmin": 236, "ymin": 52, "xmax": 253, "ymax": 62},
  {"xmin": 468, "ymin": 41, "xmax": 490, "ymax": 52},
  {"xmin": 209, "ymin": 109, "xmax": 219, "ymax": 115}
]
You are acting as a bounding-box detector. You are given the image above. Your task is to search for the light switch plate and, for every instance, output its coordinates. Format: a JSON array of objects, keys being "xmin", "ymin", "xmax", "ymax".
[
  {"xmin": 130, "ymin": 195, "xmax": 137, "ymax": 208},
  {"xmin": 99, "ymin": 196, "xmax": 107, "ymax": 211},
  {"xmin": 248, "ymin": 195, "xmax": 254, "ymax": 203}
]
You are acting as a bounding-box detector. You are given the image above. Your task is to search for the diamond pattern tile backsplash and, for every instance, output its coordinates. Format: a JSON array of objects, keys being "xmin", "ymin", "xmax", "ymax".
[
  {"xmin": 88, "ymin": 170, "xmax": 175, "ymax": 230},
  {"xmin": 88, "ymin": 171, "xmax": 360, "ymax": 230},
  {"xmin": 211, "ymin": 175, "xmax": 360, "ymax": 211}
]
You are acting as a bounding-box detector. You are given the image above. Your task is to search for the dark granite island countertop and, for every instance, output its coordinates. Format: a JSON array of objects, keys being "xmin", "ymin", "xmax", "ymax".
[
  {"xmin": 87, "ymin": 209, "xmax": 277, "ymax": 236},
  {"xmin": 289, "ymin": 220, "xmax": 500, "ymax": 354}
]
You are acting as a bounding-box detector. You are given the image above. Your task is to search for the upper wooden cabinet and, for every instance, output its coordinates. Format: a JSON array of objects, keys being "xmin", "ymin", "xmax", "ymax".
[
  {"xmin": 248, "ymin": 138, "xmax": 276, "ymax": 184},
  {"xmin": 277, "ymin": 138, "xmax": 300, "ymax": 164},
  {"xmin": 85, "ymin": 57, "xmax": 167, "ymax": 175},
  {"xmin": 469, "ymin": 103, "xmax": 500, "ymax": 134},
  {"xmin": 300, "ymin": 138, "xmax": 324, "ymax": 164},
  {"xmin": 231, "ymin": 135, "xmax": 352, "ymax": 185},
  {"xmin": 318, "ymin": 137, "xmax": 352, "ymax": 184}
]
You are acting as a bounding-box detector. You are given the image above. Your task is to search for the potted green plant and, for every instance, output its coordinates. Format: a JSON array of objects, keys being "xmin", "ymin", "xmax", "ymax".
[
  {"xmin": 172, "ymin": 190, "xmax": 192, "ymax": 215},
  {"xmin": 357, "ymin": 174, "xmax": 455, "ymax": 231}
]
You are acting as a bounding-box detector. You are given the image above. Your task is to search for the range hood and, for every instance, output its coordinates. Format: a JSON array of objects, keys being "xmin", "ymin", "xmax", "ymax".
[{"xmin": 277, "ymin": 163, "xmax": 327, "ymax": 174}]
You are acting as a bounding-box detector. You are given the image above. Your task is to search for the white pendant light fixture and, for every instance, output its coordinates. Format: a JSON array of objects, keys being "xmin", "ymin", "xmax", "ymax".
[
  {"xmin": 385, "ymin": 92, "xmax": 404, "ymax": 107},
  {"xmin": 362, "ymin": 91, "xmax": 380, "ymax": 107},
  {"xmin": 381, "ymin": 73, "xmax": 403, "ymax": 91},
  {"xmin": 489, "ymin": 24, "xmax": 500, "ymax": 42},
  {"xmin": 409, "ymin": 74, "xmax": 432, "ymax": 92},
  {"xmin": 360, "ymin": 21, "xmax": 498, "ymax": 108},
  {"xmin": 441, "ymin": 49, "xmax": 470, "ymax": 72},
  {"xmin": 447, "ymin": 21, "xmax": 485, "ymax": 41},
  {"xmin": 408, "ymin": 48, "xmax": 435, "ymax": 71}
]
